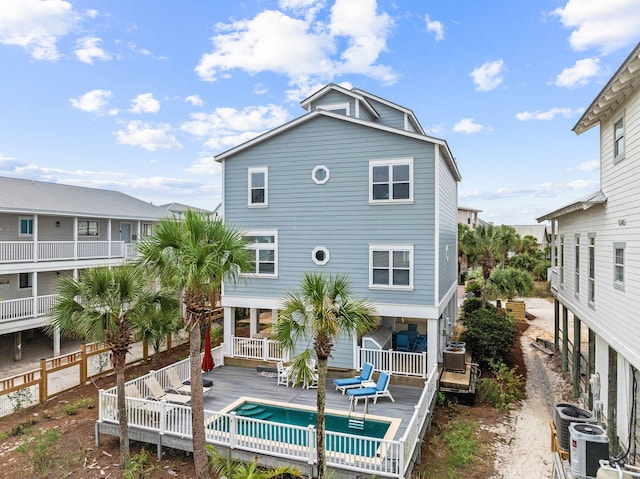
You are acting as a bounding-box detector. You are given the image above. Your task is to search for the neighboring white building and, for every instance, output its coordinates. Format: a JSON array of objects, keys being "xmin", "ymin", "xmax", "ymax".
[
  {"xmin": 159, "ymin": 202, "xmax": 217, "ymax": 219},
  {"xmin": 509, "ymin": 224, "xmax": 551, "ymax": 252},
  {"xmin": 538, "ymin": 43, "xmax": 640, "ymax": 459},
  {"xmin": 0, "ymin": 176, "xmax": 170, "ymax": 360}
]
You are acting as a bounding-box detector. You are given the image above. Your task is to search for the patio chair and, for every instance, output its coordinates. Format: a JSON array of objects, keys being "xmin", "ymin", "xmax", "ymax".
[
  {"xmin": 396, "ymin": 333, "xmax": 414, "ymax": 352},
  {"xmin": 407, "ymin": 323, "xmax": 418, "ymax": 333},
  {"xmin": 333, "ymin": 362, "xmax": 374, "ymax": 394},
  {"xmin": 145, "ymin": 376, "xmax": 191, "ymax": 405},
  {"xmin": 347, "ymin": 371, "xmax": 395, "ymax": 405},
  {"xmin": 277, "ymin": 361, "xmax": 292, "ymax": 387},
  {"xmin": 166, "ymin": 367, "xmax": 212, "ymax": 396},
  {"xmin": 413, "ymin": 334, "xmax": 427, "ymax": 352}
]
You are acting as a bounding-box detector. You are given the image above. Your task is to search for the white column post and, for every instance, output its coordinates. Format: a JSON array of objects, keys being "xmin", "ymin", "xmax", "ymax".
[
  {"xmin": 427, "ymin": 317, "xmax": 439, "ymax": 373},
  {"xmin": 249, "ymin": 308, "xmax": 258, "ymax": 338}
]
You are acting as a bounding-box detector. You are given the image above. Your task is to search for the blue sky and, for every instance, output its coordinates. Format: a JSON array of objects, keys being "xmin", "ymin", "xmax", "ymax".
[{"xmin": 1, "ymin": 0, "xmax": 638, "ymax": 225}]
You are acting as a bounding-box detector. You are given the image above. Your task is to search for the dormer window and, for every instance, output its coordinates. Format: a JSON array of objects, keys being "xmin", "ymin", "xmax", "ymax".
[{"xmin": 316, "ymin": 102, "xmax": 350, "ymax": 116}]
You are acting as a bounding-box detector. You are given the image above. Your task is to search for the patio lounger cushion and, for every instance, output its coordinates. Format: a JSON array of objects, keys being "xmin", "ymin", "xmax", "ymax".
[
  {"xmin": 333, "ymin": 362, "xmax": 375, "ymax": 394},
  {"xmin": 347, "ymin": 371, "xmax": 395, "ymax": 404}
]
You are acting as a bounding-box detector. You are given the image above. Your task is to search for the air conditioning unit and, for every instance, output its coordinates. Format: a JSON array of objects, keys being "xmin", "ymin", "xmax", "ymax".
[
  {"xmin": 554, "ymin": 403, "xmax": 595, "ymax": 451},
  {"xmin": 443, "ymin": 345, "xmax": 466, "ymax": 372},
  {"xmin": 569, "ymin": 423, "xmax": 608, "ymax": 479}
]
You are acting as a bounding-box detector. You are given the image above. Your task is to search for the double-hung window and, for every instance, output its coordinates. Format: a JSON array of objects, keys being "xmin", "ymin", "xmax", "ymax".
[
  {"xmin": 614, "ymin": 242, "xmax": 625, "ymax": 291},
  {"xmin": 588, "ymin": 234, "xmax": 595, "ymax": 305},
  {"xmin": 559, "ymin": 236, "xmax": 565, "ymax": 287},
  {"xmin": 19, "ymin": 216, "xmax": 33, "ymax": 236},
  {"xmin": 248, "ymin": 167, "xmax": 268, "ymax": 207},
  {"xmin": 614, "ymin": 114, "xmax": 625, "ymax": 163},
  {"xmin": 369, "ymin": 245, "xmax": 413, "ymax": 289},
  {"xmin": 78, "ymin": 220, "xmax": 98, "ymax": 236},
  {"xmin": 142, "ymin": 223, "xmax": 153, "ymax": 237},
  {"xmin": 369, "ymin": 158, "xmax": 413, "ymax": 203},
  {"xmin": 245, "ymin": 231, "xmax": 277, "ymax": 277},
  {"xmin": 574, "ymin": 235, "xmax": 580, "ymax": 297}
]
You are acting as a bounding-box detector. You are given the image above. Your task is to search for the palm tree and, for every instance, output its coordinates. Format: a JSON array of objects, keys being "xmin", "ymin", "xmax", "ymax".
[
  {"xmin": 273, "ymin": 272, "xmax": 378, "ymax": 479},
  {"xmin": 461, "ymin": 224, "xmax": 511, "ymax": 307},
  {"xmin": 133, "ymin": 298, "xmax": 183, "ymax": 367},
  {"xmin": 489, "ymin": 267, "xmax": 534, "ymax": 301},
  {"xmin": 136, "ymin": 210, "xmax": 252, "ymax": 479},
  {"xmin": 48, "ymin": 265, "xmax": 177, "ymax": 468}
]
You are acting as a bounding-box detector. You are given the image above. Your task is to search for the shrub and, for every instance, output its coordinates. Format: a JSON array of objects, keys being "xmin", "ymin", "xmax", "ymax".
[
  {"xmin": 462, "ymin": 298, "xmax": 496, "ymax": 319},
  {"xmin": 465, "ymin": 280, "xmax": 482, "ymax": 297},
  {"xmin": 463, "ymin": 308, "xmax": 517, "ymax": 367},
  {"xmin": 477, "ymin": 362, "xmax": 525, "ymax": 410},
  {"xmin": 16, "ymin": 428, "xmax": 61, "ymax": 475}
]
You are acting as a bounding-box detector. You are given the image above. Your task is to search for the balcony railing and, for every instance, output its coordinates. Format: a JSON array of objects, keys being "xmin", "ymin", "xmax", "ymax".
[
  {"xmin": 0, "ymin": 241, "xmax": 134, "ymax": 263},
  {"xmin": 0, "ymin": 294, "xmax": 58, "ymax": 324}
]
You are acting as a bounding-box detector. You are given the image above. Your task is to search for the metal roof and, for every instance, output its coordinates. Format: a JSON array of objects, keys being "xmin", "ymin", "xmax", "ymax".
[
  {"xmin": 159, "ymin": 202, "xmax": 214, "ymax": 214},
  {"xmin": 0, "ymin": 176, "xmax": 170, "ymax": 220},
  {"xmin": 536, "ymin": 190, "xmax": 607, "ymax": 222}
]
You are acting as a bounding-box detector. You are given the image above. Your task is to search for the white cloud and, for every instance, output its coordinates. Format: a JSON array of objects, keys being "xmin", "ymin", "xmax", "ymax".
[
  {"xmin": 195, "ymin": 0, "xmax": 396, "ymax": 100},
  {"xmin": 425, "ymin": 14, "xmax": 444, "ymax": 41},
  {"xmin": 74, "ymin": 36, "xmax": 111, "ymax": 64},
  {"xmin": 460, "ymin": 178, "xmax": 599, "ymax": 201},
  {"xmin": 185, "ymin": 95, "xmax": 204, "ymax": 106},
  {"xmin": 552, "ymin": 0, "xmax": 640, "ymax": 54},
  {"xmin": 470, "ymin": 60, "xmax": 505, "ymax": 91},
  {"xmin": 0, "ymin": 0, "xmax": 79, "ymax": 60},
  {"xmin": 181, "ymin": 104, "xmax": 289, "ymax": 150},
  {"xmin": 115, "ymin": 121, "xmax": 183, "ymax": 151},
  {"xmin": 129, "ymin": 93, "xmax": 161, "ymax": 113},
  {"xmin": 566, "ymin": 160, "xmax": 599, "ymax": 172},
  {"xmin": 69, "ymin": 89, "xmax": 114, "ymax": 114},
  {"xmin": 186, "ymin": 155, "xmax": 222, "ymax": 175},
  {"xmin": 453, "ymin": 118, "xmax": 490, "ymax": 134},
  {"xmin": 127, "ymin": 42, "xmax": 167, "ymax": 60},
  {"xmin": 555, "ymin": 57, "xmax": 601, "ymax": 88},
  {"xmin": 85, "ymin": 9, "xmax": 98, "ymax": 19},
  {"xmin": 515, "ymin": 107, "xmax": 582, "ymax": 121}
]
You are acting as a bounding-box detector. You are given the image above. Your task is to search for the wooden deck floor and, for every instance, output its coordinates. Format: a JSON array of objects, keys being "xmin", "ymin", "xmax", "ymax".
[{"xmin": 201, "ymin": 364, "xmax": 424, "ymax": 439}]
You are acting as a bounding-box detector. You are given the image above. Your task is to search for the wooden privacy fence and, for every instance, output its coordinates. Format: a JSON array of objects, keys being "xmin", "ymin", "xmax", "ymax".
[{"xmin": 0, "ymin": 335, "xmax": 185, "ymax": 418}]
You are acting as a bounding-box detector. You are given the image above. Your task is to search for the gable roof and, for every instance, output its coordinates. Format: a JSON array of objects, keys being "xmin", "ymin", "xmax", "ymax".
[
  {"xmin": 300, "ymin": 83, "xmax": 380, "ymax": 119},
  {"xmin": 0, "ymin": 176, "xmax": 169, "ymax": 220},
  {"xmin": 215, "ymin": 109, "xmax": 461, "ymax": 181},
  {"xmin": 160, "ymin": 202, "xmax": 214, "ymax": 214},
  {"xmin": 536, "ymin": 190, "xmax": 607, "ymax": 222},
  {"xmin": 573, "ymin": 42, "xmax": 640, "ymax": 134}
]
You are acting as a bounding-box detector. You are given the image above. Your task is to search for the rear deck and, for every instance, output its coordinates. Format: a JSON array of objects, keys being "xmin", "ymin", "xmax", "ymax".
[{"xmin": 96, "ymin": 360, "xmax": 436, "ymax": 478}]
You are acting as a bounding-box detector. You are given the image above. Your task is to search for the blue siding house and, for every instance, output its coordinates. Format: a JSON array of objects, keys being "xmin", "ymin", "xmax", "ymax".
[{"xmin": 216, "ymin": 84, "xmax": 461, "ymax": 374}]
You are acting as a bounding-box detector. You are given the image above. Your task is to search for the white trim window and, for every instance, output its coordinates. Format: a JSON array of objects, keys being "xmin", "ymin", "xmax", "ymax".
[
  {"xmin": 559, "ymin": 235, "xmax": 565, "ymax": 287},
  {"xmin": 316, "ymin": 102, "xmax": 350, "ymax": 115},
  {"xmin": 614, "ymin": 113, "xmax": 625, "ymax": 163},
  {"xmin": 588, "ymin": 234, "xmax": 595, "ymax": 305},
  {"xmin": 18, "ymin": 216, "xmax": 33, "ymax": 237},
  {"xmin": 245, "ymin": 231, "xmax": 277, "ymax": 277},
  {"xmin": 78, "ymin": 219, "xmax": 98, "ymax": 236},
  {"xmin": 248, "ymin": 167, "xmax": 268, "ymax": 207},
  {"xmin": 19, "ymin": 272, "xmax": 32, "ymax": 289},
  {"xmin": 369, "ymin": 158, "xmax": 413, "ymax": 204},
  {"xmin": 574, "ymin": 234, "xmax": 580, "ymax": 297},
  {"xmin": 614, "ymin": 242, "xmax": 625, "ymax": 291},
  {"xmin": 142, "ymin": 223, "xmax": 153, "ymax": 237},
  {"xmin": 369, "ymin": 245, "xmax": 413, "ymax": 289}
]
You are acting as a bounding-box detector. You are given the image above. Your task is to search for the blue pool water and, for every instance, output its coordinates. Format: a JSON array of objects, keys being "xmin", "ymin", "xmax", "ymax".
[{"xmin": 210, "ymin": 400, "xmax": 391, "ymax": 456}]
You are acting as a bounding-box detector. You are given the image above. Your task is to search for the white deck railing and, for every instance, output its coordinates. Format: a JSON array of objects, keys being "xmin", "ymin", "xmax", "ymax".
[
  {"xmin": 230, "ymin": 336, "xmax": 288, "ymax": 362},
  {"xmin": 357, "ymin": 347, "xmax": 428, "ymax": 378},
  {"xmin": 98, "ymin": 357, "xmax": 428, "ymax": 478},
  {"xmin": 0, "ymin": 295, "xmax": 58, "ymax": 323},
  {"xmin": 399, "ymin": 366, "xmax": 438, "ymax": 475},
  {"xmin": 0, "ymin": 240, "xmax": 129, "ymax": 263}
]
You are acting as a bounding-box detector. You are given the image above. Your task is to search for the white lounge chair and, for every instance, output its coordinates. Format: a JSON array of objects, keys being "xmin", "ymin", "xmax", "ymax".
[
  {"xmin": 347, "ymin": 371, "xmax": 395, "ymax": 405},
  {"xmin": 166, "ymin": 368, "xmax": 212, "ymax": 396},
  {"xmin": 145, "ymin": 376, "xmax": 191, "ymax": 405}
]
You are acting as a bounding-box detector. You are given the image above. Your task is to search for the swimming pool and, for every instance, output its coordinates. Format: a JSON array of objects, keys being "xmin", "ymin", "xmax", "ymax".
[{"xmin": 212, "ymin": 397, "xmax": 400, "ymax": 457}]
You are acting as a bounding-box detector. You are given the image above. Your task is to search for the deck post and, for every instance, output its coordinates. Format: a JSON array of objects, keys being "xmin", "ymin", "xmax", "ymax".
[
  {"xmin": 554, "ymin": 298, "xmax": 560, "ymax": 352},
  {"xmin": 572, "ymin": 316, "xmax": 581, "ymax": 398},
  {"xmin": 13, "ymin": 331, "xmax": 22, "ymax": 361},
  {"xmin": 562, "ymin": 306, "xmax": 568, "ymax": 372}
]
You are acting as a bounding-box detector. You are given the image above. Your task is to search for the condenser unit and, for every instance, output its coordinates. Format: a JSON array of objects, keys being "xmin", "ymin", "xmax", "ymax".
[
  {"xmin": 554, "ymin": 403, "xmax": 595, "ymax": 451},
  {"xmin": 569, "ymin": 423, "xmax": 608, "ymax": 479}
]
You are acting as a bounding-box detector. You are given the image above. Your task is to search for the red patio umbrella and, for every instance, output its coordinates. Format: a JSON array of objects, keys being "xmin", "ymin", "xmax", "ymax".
[{"xmin": 201, "ymin": 327, "xmax": 215, "ymax": 372}]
